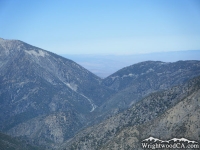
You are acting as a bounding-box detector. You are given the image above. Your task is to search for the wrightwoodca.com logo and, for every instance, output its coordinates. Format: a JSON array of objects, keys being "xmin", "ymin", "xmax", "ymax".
[{"xmin": 141, "ymin": 137, "xmax": 199, "ymax": 149}]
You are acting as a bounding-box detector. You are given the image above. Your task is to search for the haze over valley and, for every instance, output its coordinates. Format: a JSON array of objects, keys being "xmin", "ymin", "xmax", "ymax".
[
  {"xmin": 1, "ymin": 0, "xmax": 200, "ymax": 149},
  {"xmin": 63, "ymin": 50, "xmax": 200, "ymax": 78}
]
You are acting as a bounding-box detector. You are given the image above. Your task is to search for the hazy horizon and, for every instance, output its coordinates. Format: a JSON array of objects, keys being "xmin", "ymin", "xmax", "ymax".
[
  {"xmin": 1, "ymin": 0, "xmax": 200, "ymax": 55},
  {"xmin": 63, "ymin": 50, "xmax": 200, "ymax": 78}
]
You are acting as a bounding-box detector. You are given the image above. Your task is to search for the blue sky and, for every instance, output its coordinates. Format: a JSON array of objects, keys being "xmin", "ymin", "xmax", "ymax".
[{"xmin": 0, "ymin": 0, "xmax": 200, "ymax": 55}]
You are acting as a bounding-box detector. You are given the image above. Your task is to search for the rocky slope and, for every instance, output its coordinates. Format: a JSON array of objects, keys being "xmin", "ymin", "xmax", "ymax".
[
  {"xmin": 0, "ymin": 38, "xmax": 114, "ymax": 148},
  {"xmin": 102, "ymin": 76, "xmax": 200, "ymax": 150},
  {"xmin": 61, "ymin": 75, "xmax": 200, "ymax": 150},
  {"xmin": 0, "ymin": 132, "xmax": 41, "ymax": 150},
  {"xmin": 96, "ymin": 60, "xmax": 200, "ymax": 121},
  {"xmin": 1, "ymin": 38, "xmax": 200, "ymax": 149}
]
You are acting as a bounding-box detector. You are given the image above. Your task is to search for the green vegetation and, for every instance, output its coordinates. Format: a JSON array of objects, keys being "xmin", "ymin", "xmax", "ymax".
[{"xmin": 0, "ymin": 132, "xmax": 40, "ymax": 150}]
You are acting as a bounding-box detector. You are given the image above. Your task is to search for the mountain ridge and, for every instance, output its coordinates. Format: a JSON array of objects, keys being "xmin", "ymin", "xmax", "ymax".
[
  {"xmin": 0, "ymin": 38, "xmax": 114, "ymax": 148},
  {"xmin": 61, "ymin": 75, "xmax": 200, "ymax": 150},
  {"xmin": 1, "ymin": 38, "xmax": 200, "ymax": 149},
  {"xmin": 93, "ymin": 60, "xmax": 200, "ymax": 124},
  {"xmin": 62, "ymin": 50, "xmax": 200, "ymax": 78}
]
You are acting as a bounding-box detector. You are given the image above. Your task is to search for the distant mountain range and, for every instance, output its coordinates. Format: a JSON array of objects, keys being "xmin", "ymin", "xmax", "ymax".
[
  {"xmin": 0, "ymin": 38, "xmax": 200, "ymax": 149},
  {"xmin": 63, "ymin": 50, "xmax": 200, "ymax": 78}
]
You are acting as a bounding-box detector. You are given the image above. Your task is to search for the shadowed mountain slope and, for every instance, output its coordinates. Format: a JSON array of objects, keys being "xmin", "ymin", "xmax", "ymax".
[
  {"xmin": 61, "ymin": 75, "xmax": 200, "ymax": 150},
  {"xmin": 0, "ymin": 38, "xmax": 114, "ymax": 148},
  {"xmin": 0, "ymin": 132, "xmax": 41, "ymax": 150},
  {"xmin": 95, "ymin": 60, "xmax": 200, "ymax": 121}
]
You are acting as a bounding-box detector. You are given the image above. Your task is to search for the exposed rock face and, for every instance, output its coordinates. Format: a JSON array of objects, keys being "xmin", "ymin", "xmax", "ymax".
[
  {"xmin": 0, "ymin": 38, "xmax": 114, "ymax": 148},
  {"xmin": 61, "ymin": 76, "xmax": 200, "ymax": 150}
]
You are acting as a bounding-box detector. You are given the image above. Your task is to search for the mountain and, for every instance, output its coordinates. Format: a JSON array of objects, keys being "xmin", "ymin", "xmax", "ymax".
[
  {"xmin": 101, "ymin": 76, "xmax": 200, "ymax": 150},
  {"xmin": 61, "ymin": 75, "xmax": 200, "ymax": 150},
  {"xmin": 0, "ymin": 38, "xmax": 114, "ymax": 148},
  {"xmin": 95, "ymin": 60, "xmax": 200, "ymax": 121},
  {"xmin": 1, "ymin": 38, "xmax": 200, "ymax": 149},
  {"xmin": 62, "ymin": 50, "xmax": 200, "ymax": 78},
  {"xmin": 0, "ymin": 132, "xmax": 41, "ymax": 150}
]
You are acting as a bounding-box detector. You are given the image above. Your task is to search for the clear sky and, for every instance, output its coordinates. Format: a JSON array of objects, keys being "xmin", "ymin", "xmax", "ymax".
[{"xmin": 0, "ymin": 0, "xmax": 200, "ymax": 55}]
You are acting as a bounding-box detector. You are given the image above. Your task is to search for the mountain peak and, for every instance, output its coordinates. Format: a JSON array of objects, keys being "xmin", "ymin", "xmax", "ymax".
[
  {"xmin": 0, "ymin": 37, "xmax": 19, "ymax": 42},
  {"xmin": 0, "ymin": 38, "xmax": 115, "ymax": 147}
]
